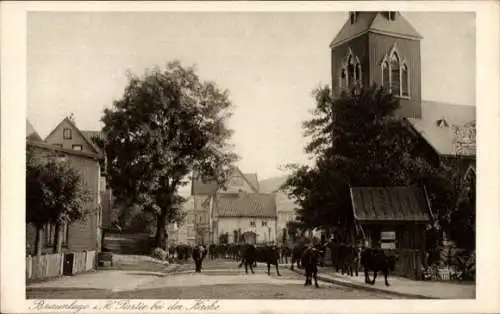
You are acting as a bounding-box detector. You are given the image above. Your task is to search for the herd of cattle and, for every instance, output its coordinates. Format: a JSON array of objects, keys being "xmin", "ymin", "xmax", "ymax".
[{"xmin": 171, "ymin": 241, "xmax": 399, "ymax": 287}]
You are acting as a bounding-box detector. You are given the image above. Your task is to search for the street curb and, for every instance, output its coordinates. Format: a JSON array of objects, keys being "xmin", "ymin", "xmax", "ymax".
[
  {"xmin": 161, "ymin": 263, "xmax": 181, "ymax": 276},
  {"xmin": 292, "ymin": 269, "xmax": 436, "ymax": 299}
]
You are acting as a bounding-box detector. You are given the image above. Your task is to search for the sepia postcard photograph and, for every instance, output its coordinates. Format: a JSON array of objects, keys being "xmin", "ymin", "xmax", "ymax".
[{"xmin": 1, "ymin": 1, "xmax": 499, "ymax": 314}]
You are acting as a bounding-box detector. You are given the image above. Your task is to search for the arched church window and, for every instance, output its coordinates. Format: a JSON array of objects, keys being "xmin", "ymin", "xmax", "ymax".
[
  {"xmin": 401, "ymin": 63, "xmax": 409, "ymax": 97},
  {"xmin": 347, "ymin": 55, "xmax": 355, "ymax": 88},
  {"xmin": 390, "ymin": 52, "xmax": 401, "ymax": 95},
  {"xmin": 382, "ymin": 61, "xmax": 390, "ymax": 88},
  {"xmin": 340, "ymin": 68, "xmax": 347, "ymax": 88},
  {"xmin": 355, "ymin": 63, "xmax": 362, "ymax": 84}
]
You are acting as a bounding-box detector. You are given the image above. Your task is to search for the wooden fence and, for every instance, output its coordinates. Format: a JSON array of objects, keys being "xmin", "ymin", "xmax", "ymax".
[
  {"xmin": 392, "ymin": 249, "xmax": 423, "ymax": 280},
  {"xmin": 26, "ymin": 250, "xmax": 97, "ymax": 281}
]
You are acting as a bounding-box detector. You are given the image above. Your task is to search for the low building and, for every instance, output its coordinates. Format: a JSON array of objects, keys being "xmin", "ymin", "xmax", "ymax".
[
  {"xmin": 212, "ymin": 192, "xmax": 277, "ymax": 244},
  {"xmin": 189, "ymin": 166, "xmax": 261, "ymax": 244},
  {"xmin": 350, "ymin": 185, "xmax": 433, "ymax": 279},
  {"xmin": 259, "ymin": 175, "xmax": 298, "ymax": 244}
]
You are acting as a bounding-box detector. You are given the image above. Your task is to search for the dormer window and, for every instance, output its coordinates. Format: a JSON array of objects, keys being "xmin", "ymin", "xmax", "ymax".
[
  {"xmin": 388, "ymin": 12, "xmax": 396, "ymax": 21},
  {"xmin": 436, "ymin": 119, "xmax": 449, "ymax": 128},
  {"xmin": 349, "ymin": 12, "xmax": 359, "ymax": 24}
]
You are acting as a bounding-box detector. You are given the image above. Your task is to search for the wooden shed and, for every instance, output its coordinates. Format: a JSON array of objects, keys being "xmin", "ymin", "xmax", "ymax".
[{"xmin": 350, "ymin": 185, "xmax": 434, "ymax": 280}]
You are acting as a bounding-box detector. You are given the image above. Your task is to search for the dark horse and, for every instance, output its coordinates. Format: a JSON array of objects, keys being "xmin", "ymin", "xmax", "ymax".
[{"xmin": 192, "ymin": 245, "xmax": 208, "ymax": 272}]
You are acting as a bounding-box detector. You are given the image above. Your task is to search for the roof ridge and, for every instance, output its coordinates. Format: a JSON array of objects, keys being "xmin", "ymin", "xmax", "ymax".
[{"xmin": 45, "ymin": 117, "xmax": 103, "ymax": 157}]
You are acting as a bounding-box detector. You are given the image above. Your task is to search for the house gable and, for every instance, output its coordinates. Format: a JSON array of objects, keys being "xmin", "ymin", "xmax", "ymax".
[
  {"xmin": 191, "ymin": 167, "xmax": 259, "ymax": 195},
  {"xmin": 44, "ymin": 117, "xmax": 102, "ymax": 156}
]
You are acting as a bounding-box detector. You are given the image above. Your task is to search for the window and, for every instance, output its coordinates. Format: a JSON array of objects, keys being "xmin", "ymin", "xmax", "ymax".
[
  {"xmin": 340, "ymin": 69, "xmax": 347, "ymax": 88},
  {"xmin": 53, "ymin": 144, "xmax": 63, "ymax": 148},
  {"xmin": 340, "ymin": 50, "xmax": 362, "ymax": 89},
  {"xmin": 261, "ymin": 221, "xmax": 268, "ymax": 227},
  {"xmin": 250, "ymin": 221, "xmax": 256, "ymax": 227},
  {"xmin": 380, "ymin": 231, "xmax": 397, "ymax": 249},
  {"xmin": 389, "ymin": 12, "xmax": 396, "ymax": 21},
  {"xmin": 390, "ymin": 53, "xmax": 400, "ymax": 95},
  {"xmin": 401, "ymin": 64, "xmax": 409, "ymax": 97},
  {"xmin": 382, "ymin": 61, "xmax": 390, "ymax": 88},
  {"xmin": 381, "ymin": 50, "xmax": 409, "ymax": 98},
  {"xmin": 63, "ymin": 128, "xmax": 72, "ymax": 140},
  {"xmin": 355, "ymin": 63, "xmax": 362, "ymax": 84},
  {"xmin": 72, "ymin": 144, "xmax": 83, "ymax": 151},
  {"xmin": 347, "ymin": 56, "xmax": 355, "ymax": 88}
]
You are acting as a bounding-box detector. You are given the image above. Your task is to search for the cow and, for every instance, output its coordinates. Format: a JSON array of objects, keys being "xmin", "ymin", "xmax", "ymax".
[
  {"xmin": 208, "ymin": 244, "xmax": 217, "ymax": 260},
  {"xmin": 239, "ymin": 244, "xmax": 281, "ymax": 276},
  {"xmin": 338, "ymin": 245, "xmax": 361, "ymax": 277},
  {"xmin": 290, "ymin": 243, "xmax": 307, "ymax": 271},
  {"xmin": 300, "ymin": 246, "xmax": 321, "ymax": 288},
  {"xmin": 238, "ymin": 243, "xmax": 256, "ymax": 274},
  {"xmin": 360, "ymin": 248, "xmax": 398, "ymax": 286},
  {"xmin": 192, "ymin": 245, "xmax": 208, "ymax": 272},
  {"xmin": 281, "ymin": 245, "xmax": 291, "ymax": 264}
]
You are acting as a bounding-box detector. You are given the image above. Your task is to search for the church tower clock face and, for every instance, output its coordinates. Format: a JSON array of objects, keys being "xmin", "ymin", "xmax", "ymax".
[{"xmin": 330, "ymin": 11, "xmax": 423, "ymax": 119}]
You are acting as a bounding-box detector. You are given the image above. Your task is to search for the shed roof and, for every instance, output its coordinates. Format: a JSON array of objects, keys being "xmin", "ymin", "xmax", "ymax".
[
  {"xmin": 350, "ymin": 186, "xmax": 432, "ymax": 222},
  {"xmin": 215, "ymin": 192, "xmax": 276, "ymax": 218}
]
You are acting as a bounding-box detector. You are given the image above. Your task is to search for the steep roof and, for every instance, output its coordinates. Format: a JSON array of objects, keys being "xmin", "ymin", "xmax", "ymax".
[
  {"xmin": 350, "ymin": 186, "xmax": 433, "ymax": 222},
  {"xmin": 408, "ymin": 100, "xmax": 476, "ymax": 156},
  {"xmin": 241, "ymin": 172, "xmax": 259, "ymax": 192},
  {"xmin": 81, "ymin": 130, "xmax": 105, "ymax": 142},
  {"xmin": 44, "ymin": 117, "xmax": 103, "ymax": 157},
  {"xmin": 191, "ymin": 167, "xmax": 259, "ymax": 195},
  {"xmin": 259, "ymin": 175, "xmax": 288, "ymax": 193},
  {"xmin": 26, "ymin": 120, "xmax": 43, "ymax": 142},
  {"xmin": 330, "ymin": 12, "xmax": 422, "ymax": 48},
  {"xmin": 215, "ymin": 192, "xmax": 277, "ymax": 218},
  {"xmin": 27, "ymin": 139, "xmax": 102, "ymax": 160}
]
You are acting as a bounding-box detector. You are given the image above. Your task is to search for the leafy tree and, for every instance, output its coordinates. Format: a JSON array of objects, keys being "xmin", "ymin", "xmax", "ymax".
[
  {"xmin": 286, "ymin": 220, "xmax": 304, "ymax": 242},
  {"xmin": 446, "ymin": 168, "xmax": 475, "ymax": 250},
  {"xmin": 281, "ymin": 85, "xmax": 458, "ymax": 241},
  {"xmin": 26, "ymin": 147, "xmax": 90, "ymax": 255},
  {"xmin": 102, "ymin": 61, "xmax": 238, "ymax": 249}
]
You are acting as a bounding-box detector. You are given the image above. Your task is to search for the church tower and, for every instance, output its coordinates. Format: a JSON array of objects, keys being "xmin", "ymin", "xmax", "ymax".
[{"xmin": 330, "ymin": 11, "xmax": 423, "ymax": 119}]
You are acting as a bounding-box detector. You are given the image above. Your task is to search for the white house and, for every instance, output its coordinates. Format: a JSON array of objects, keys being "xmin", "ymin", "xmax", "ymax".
[
  {"xmin": 187, "ymin": 167, "xmax": 262, "ymax": 244},
  {"xmin": 213, "ymin": 192, "xmax": 277, "ymax": 244}
]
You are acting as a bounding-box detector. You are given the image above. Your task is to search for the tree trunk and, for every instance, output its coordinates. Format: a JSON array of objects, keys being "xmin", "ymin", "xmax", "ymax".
[
  {"xmin": 155, "ymin": 210, "xmax": 167, "ymax": 249},
  {"xmin": 35, "ymin": 226, "xmax": 43, "ymax": 257},
  {"xmin": 53, "ymin": 222, "xmax": 62, "ymax": 253}
]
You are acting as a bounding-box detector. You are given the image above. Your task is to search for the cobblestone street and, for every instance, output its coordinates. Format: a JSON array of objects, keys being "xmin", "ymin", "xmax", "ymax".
[{"xmin": 27, "ymin": 259, "xmax": 408, "ymax": 299}]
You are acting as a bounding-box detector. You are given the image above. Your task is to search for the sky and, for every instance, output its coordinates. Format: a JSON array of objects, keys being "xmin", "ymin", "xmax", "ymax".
[{"xmin": 27, "ymin": 11, "xmax": 476, "ymax": 181}]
